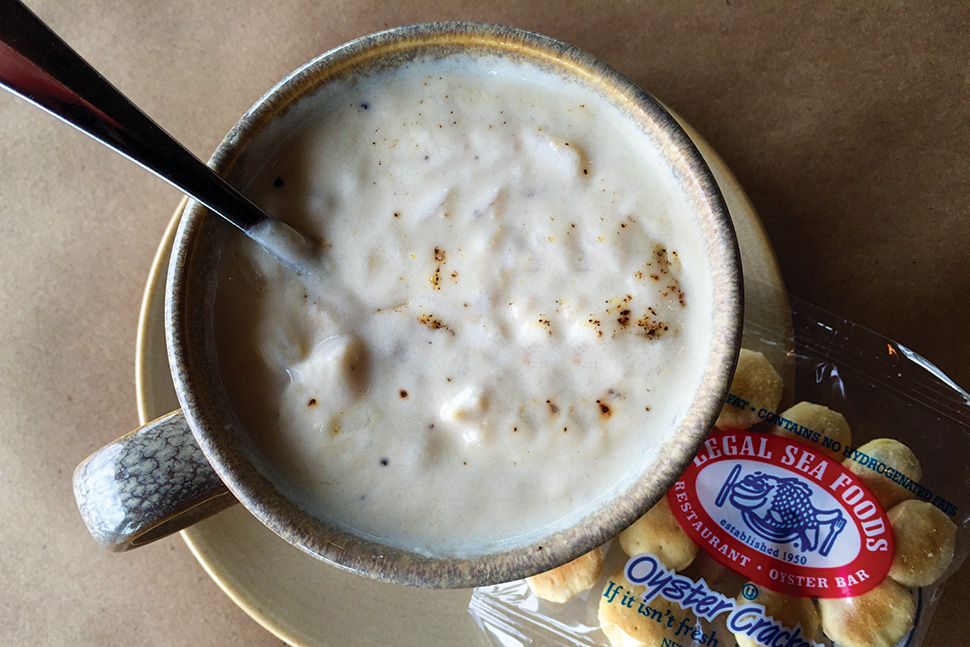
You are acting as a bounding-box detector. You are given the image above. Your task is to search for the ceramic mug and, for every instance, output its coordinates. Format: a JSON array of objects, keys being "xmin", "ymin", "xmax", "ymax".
[{"xmin": 73, "ymin": 22, "xmax": 743, "ymax": 588}]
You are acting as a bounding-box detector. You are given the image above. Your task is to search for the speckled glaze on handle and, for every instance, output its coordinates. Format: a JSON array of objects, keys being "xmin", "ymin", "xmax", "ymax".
[{"xmin": 73, "ymin": 410, "xmax": 236, "ymax": 550}]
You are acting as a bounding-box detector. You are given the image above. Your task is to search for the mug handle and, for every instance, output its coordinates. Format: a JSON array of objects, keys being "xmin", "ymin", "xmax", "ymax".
[{"xmin": 73, "ymin": 410, "xmax": 236, "ymax": 550}]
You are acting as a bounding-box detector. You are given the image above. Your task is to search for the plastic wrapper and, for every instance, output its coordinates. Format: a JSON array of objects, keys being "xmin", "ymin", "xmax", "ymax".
[{"xmin": 469, "ymin": 293, "xmax": 970, "ymax": 647}]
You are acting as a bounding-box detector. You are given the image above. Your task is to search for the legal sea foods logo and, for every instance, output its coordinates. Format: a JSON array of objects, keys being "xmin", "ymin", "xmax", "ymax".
[{"xmin": 669, "ymin": 431, "xmax": 894, "ymax": 598}]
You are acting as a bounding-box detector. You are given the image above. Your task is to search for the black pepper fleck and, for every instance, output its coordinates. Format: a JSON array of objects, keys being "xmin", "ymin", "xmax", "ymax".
[
  {"xmin": 418, "ymin": 314, "xmax": 448, "ymax": 330},
  {"xmin": 596, "ymin": 399, "xmax": 612, "ymax": 417}
]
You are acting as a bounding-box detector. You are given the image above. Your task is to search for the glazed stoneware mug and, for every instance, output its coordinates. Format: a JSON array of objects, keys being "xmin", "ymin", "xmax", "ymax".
[{"xmin": 74, "ymin": 22, "xmax": 743, "ymax": 588}]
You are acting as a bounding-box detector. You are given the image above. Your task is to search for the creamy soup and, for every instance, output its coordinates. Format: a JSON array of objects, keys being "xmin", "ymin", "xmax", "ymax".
[{"xmin": 214, "ymin": 53, "xmax": 714, "ymax": 557}]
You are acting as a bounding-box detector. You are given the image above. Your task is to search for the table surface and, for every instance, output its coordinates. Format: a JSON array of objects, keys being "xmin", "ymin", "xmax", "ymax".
[{"xmin": 2, "ymin": 1, "xmax": 968, "ymax": 645}]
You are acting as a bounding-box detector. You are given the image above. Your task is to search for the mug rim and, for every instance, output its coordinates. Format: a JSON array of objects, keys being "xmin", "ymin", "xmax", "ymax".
[{"xmin": 165, "ymin": 21, "xmax": 743, "ymax": 587}]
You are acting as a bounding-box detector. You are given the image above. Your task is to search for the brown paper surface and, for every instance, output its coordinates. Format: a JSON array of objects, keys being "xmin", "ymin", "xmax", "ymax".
[{"xmin": 1, "ymin": 1, "xmax": 967, "ymax": 645}]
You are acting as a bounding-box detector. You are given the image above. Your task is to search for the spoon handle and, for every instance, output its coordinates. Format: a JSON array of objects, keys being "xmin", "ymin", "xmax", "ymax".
[{"xmin": 0, "ymin": 0, "xmax": 307, "ymax": 265}]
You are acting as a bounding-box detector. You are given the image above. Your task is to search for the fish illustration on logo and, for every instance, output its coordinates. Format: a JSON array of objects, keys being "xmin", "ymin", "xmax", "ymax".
[{"xmin": 715, "ymin": 465, "xmax": 847, "ymax": 557}]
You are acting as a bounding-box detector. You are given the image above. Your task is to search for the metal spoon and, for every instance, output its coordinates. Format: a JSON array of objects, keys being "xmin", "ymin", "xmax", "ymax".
[{"xmin": 0, "ymin": 0, "xmax": 314, "ymax": 272}]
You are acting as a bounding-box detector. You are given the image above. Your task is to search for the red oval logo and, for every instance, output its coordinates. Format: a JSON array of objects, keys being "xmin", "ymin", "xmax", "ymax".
[{"xmin": 669, "ymin": 431, "xmax": 894, "ymax": 598}]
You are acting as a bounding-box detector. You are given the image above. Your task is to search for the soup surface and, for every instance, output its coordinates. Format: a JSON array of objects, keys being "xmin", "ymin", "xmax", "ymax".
[{"xmin": 214, "ymin": 53, "xmax": 714, "ymax": 556}]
